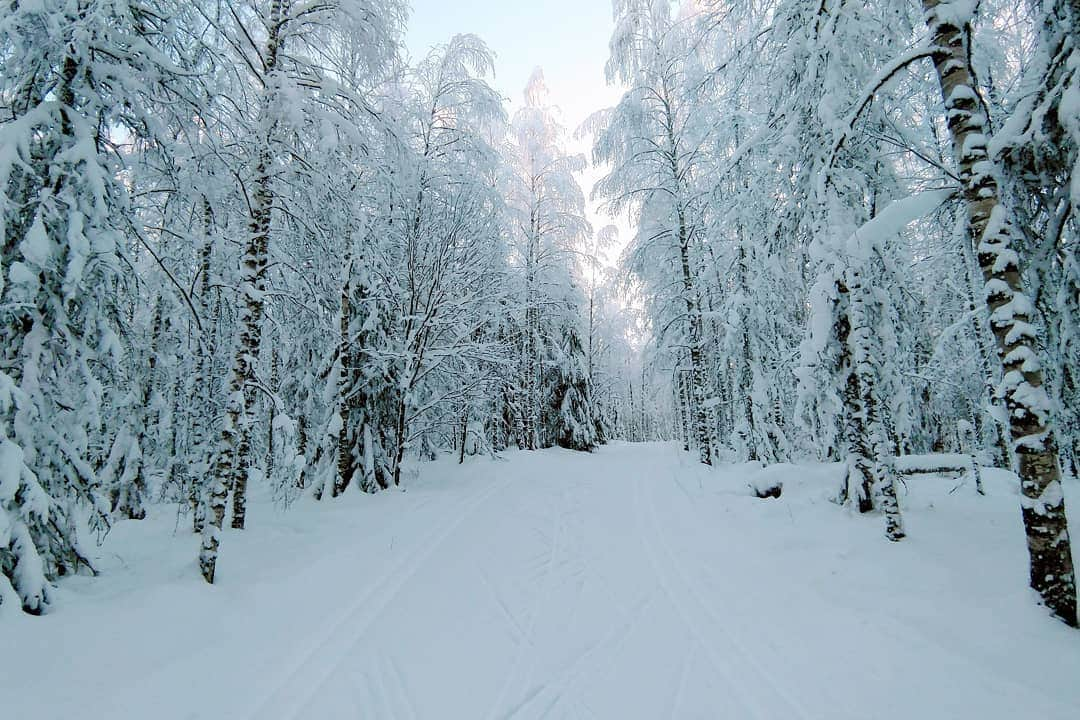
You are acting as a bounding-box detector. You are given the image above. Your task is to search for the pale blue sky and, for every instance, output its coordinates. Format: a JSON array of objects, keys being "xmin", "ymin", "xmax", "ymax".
[
  {"xmin": 405, "ymin": 1, "xmax": 632, "ymax": 265},
  {"xmin": 404, "ymin": 0, "xmax": 621, "ymax": 130}
]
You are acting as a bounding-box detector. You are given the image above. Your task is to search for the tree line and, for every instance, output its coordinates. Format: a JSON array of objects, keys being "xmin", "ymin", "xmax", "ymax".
[
  {"xmin": 0, "ymin": 0, "xmax": 647, "ymax": 614},
  {"xmin": 589, "ymin": 0, "xmax": 1077, "ymax": 625},
  {"xmin": 2, "ymin": 0, "xmax": 1077, "ymax": 627}
]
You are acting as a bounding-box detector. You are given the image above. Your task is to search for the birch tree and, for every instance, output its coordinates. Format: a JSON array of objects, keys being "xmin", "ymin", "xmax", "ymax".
[
  {"xmin": 591, "ymin": 0, "xmax": 714, "ymax": 464},
  {"xmin": 921, "ymin": 0, "xmax": 1077, "ymax": 625},
  {"xmin": 197, "ymin": 0, "xmax": 405, "ymax": 582},
  {"xmin": 508, "ymin": 69, "xmax": 594, "ymax": 450}
]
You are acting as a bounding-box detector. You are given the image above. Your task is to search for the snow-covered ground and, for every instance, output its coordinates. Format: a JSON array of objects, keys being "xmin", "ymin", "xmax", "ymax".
[{"xmin": 4, "ymin": 442, "xmax": 1079, "ymax": 719}]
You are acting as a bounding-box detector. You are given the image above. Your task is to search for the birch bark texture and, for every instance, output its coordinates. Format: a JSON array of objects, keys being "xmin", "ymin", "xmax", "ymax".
[
  {"xmin": 199, "ymin": 0, "xmax": 288, "ymax": 584},
  {"xmin": 922, "ymin": 0, "xmax": 1077, "ymax": 625}
]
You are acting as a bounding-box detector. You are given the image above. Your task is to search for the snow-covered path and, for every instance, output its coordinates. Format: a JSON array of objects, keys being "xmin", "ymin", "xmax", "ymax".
[{"xmin": 5, "ymin": 443, "xmax": 1080, "ymax": 719}]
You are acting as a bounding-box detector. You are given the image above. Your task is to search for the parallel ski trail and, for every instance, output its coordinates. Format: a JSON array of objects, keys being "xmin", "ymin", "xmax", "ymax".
[
  {"xmin": 653, "ymin": 461, "xmax": 856, "ymax": 718},
  {"xmin": 498, "ymin": 589, "xmax": 656, "ymax": 720},
  {"xmin": 25, "ymin": 443, "xmax": 1071, "ymax": 720},
  {"xmin": 246, "ymin": 475, "xmax": 508, "ymax": 720},
  {"xmin": 484, "ymin": 477, "xmax": 578, "ymax": 720},
  {"xmin": 633, "ymin": 470, "xmax": 812, "ymax": 720}
]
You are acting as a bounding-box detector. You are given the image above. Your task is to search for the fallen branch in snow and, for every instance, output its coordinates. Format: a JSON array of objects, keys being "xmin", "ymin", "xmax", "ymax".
[{"xmin": 895, "ymin": 453, "xmax": 985, "ymax": 495}]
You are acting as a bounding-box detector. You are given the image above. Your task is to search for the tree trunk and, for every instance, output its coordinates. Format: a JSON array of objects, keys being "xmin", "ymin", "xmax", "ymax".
[
  {"xmin": 836, "ymin": 286, "xmax": 874, "ymax": 513},
  {"xmin": 524, "ymin": 208, "xmax": 540, "ymax": 451},
  {"xmin": 676, "ymin": 370, "xmax": 691, "ymax": 452},
  {"xmin": 190, "ymin": 203, "xmax": 214, "ymax": 532},
  {"xmin": 296, "ymin": 414, "xmax": 307, "ymax": 488},
  {"xmin": 736, "ymin": 246, "xmax": 759, "ymax": 462},
  {"xmin": 678, "ymin": 212, "xmax": 713, "ymax": 465},
  {"xmin": 923, "ymin": 0, "xmax": 1076, "ymax": 624},
  {"xmin": 266, "ymin": 348, "xmax": 279, "ymax": 481},
  {"xmin": 847, "ymin": 273, "xmax": 905, "ymax": 541},
  {"xmin": 199, "ymin": 0, "xmax": 287, "ymax": 583},
  {"xmin": 1062, "ymin": 361, "xmax": 1079, "ymax": 479},
  {"xmin": 961, "ymin": 216, "xmax": 1013, "ymax": 469},
  {"xmin": 458, "ymin": 403, "xmax": 469, "ymax": 464},
  {"xmin": 227, "ymin": 168, "xmax": 271, "ymax": 531},
  {"xmin": 663, "ymin": 85, "xmax": 712, "ymax": 463},
  {"xmin": 392, "ymin": 389, "xmax": 407, "ymax": 487},
  {"xmin": 335, "ymin": 274, "xmax": 355, "ymax": 496}
]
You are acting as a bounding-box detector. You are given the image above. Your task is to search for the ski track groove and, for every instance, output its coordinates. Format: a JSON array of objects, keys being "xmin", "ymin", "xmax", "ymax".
[
  {"xmin": 633, "ymin": 471, "xmax": 804, "ymax": 720},
  {"xmin": 244, "ymin": 475, "xmax": 509, "ymax": 720},
  {"xmin": 476, "ymin": 563, "xmax": 529, "ymax": 643},
  {"xmin": 500, "ymin": 589, "xmax": 657, "ymax": 720},
  {"xmin": 388, "ymin": 654, "xmax": 420, "ymax": 720},
  {"xmin": 524, "ymin": 484, "xmax": 599, "ymax": 720},
  {"xmin": 642, "ymin": 471, "xmax": 818, "ymax": 720},
  {"xmin": 482, "ymin": 478, "xmax": 568, "ymax": 720},
  {"xmin": 667, "ymin": 644, "xmax": 692, "ymax": 720},
  {"xmin": 660, "ymin": 467, "xmax": 855, "ymax": 718}
]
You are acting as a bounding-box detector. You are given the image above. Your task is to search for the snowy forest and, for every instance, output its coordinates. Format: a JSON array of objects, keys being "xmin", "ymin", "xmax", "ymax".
[{"xmin": 2, "ymin": 0, "xmax": 1079, "ymax": 715}]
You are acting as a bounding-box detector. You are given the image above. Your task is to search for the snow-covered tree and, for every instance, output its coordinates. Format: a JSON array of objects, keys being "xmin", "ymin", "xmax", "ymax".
[
  {"xmin": 507, "ymin": 69, "xmax": 594, "ymax": 451},
  {"xmin": 920, "ymin": 0, "xmax": 1076, "ymax": 624},
  {"xmin": 590, "ymin": 0, "xmax": 715, "ymax": 464},
  {"xmin": 0, "ymin": 0, "xmax": 192, "ymax": 612}
]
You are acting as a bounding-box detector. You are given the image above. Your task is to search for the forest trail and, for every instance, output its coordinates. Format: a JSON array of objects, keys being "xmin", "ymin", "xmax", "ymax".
[{"xmin": 4, "ymin": 443, "xmax": 1080, "ymax": 719}]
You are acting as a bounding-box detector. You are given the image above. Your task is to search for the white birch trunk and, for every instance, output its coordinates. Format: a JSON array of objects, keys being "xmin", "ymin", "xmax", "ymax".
[
  {"xmin": 923, "ymin": 0, "xmax": 1076, "ymax": 624},
  {"xmin": 199, "ymin": 0, "xmax": 288, "ymax": 583}
]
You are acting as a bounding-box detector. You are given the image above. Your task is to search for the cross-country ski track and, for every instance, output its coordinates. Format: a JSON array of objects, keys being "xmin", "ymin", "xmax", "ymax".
[{"xmin": 4, "ymin": 442, "xmax": 1079, "ymax": 719}]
